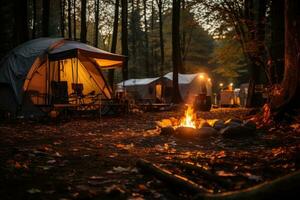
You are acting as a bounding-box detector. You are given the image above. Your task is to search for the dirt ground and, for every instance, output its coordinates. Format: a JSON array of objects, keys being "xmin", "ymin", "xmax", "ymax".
[{"xmin": 0, "ymin": 108, "xmax": 300, "ymax": 200}]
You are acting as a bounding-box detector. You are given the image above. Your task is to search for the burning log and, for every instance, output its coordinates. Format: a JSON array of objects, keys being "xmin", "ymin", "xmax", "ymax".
[
  {"xmin": 193, "ymin": 170, "xmax": 300, "ymax": 200},
  {"xmin": 136, "ymin": 159, "xmax": 212, "ymax": 194},
  {"xmin": 173, "ymin": 161, "xmax": 232, "ymax": 188}
]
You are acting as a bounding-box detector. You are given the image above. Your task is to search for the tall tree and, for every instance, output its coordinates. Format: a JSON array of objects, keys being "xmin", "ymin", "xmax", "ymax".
[
  {"xmin": 121, "ymin": 0, "xmax": 129, "ymax": 80},
  {"xmin": 42, "ymin": 0, "xmax": 50, "ymax": 37},
  {"xmin": 32, "ymin": 0, "xmax": 37, "ymax": 38},
  {"xmin": 142, "ymin": 0, "xmax": 150, "ymax": 76},
  {"xmin": 271, "ymin": 0, "xmax": 300, "ymax": 113},
  {"xmin": 172, "ymin": 0, "xmax": 183, "ymax": 103},
  {"xmin": 270, "ymin": 0, "xmax": 285, "ymax": 84},
  {"xmin": 108, "ymin": 0, "xmax": 120, "ymax": 87},
  {"xmin": 94, "ymin": 0, "xmax": 100, "ymax": 47},
  {"xmin": 181, "ymin": 0, "xmax": 186, "ymax": 70},
  {"xmin": 68, "ymin": 0, "xmax": 72, "ymax": 38},
  {"xmin": 73, "ymin": 0, "xmax": 76, "ymax": 39},
  {"xmin": 14, "ymin": 0, "xmax": 29, "ymax": 44},
  {"xmin": 156, "ymin": 0, "xmax": 165, "ymax": 76},
  {"xmin": 246, "ymin": 0, "xmax": 267, "ymax": 107},
  {"xmin": 130, "ymin": 0, "xmax": 137, "ymax": 77},
  {"xmin": 80, "ymin": 0, "xmax": 87, "ymax": 43}
]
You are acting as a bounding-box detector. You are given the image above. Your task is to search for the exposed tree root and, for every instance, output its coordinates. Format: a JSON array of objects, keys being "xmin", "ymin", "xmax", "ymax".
[
  {"xmin": 193, "ymin": 170, "xmax": 300, "ymax": 200},
  {"xmin": 136, "ymin": 159, "xmax": 211, "ymax": 194},
  {"xmin": 172, "ymin": 161, "xmax": 232, "ymax": 188},
  {"xmin": 137, "ymin": 159, "xmax": 300, "ymax": 200}
]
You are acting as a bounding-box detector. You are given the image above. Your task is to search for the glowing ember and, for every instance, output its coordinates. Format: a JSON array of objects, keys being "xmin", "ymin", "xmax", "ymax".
[{"xmin": 178, "ymin": 105, "xmax": 197, "ymax": 128}]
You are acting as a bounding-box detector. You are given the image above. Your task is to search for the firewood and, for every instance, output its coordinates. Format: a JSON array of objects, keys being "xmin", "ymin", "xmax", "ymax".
[
  {"xmin": 173, "ymin": 161, "xmax": 232, "ymax": 188},
  {"xmin": 193, "ymin": 170, "xmax": 300, "ymax": 200},
  {"xmin": 136, "ymin": 159, "xmax": 211, "ymax": 194}
]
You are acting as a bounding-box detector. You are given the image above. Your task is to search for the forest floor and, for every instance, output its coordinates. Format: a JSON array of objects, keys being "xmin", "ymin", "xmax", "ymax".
[{"xmin": 0, "ymin": 108, "xmax": 300, "ymax": 200}]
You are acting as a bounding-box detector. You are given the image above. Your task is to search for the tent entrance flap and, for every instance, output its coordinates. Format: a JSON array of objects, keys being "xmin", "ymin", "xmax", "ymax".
[{"xmin": 25, "ymin": 58, "xmax": 108, "ymax": 105}]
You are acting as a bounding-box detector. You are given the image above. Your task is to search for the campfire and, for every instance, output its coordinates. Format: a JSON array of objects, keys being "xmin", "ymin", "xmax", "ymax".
[
  {"xmin": 157, "ymin": 105, "xmax": 257, "ymax": 139},
  {"xmin": 177, "ymin": 105, "xmax": 197, "ymax": 129}
]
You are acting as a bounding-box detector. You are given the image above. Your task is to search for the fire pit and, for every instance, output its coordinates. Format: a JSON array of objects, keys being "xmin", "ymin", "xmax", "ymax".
[
  {"xmin": 157, "ymin": 105, "xmax": 218, "ymax": 139},
  {"xmin": 156, "ymin": 105, "xmax": 257, "ymax": 139}
]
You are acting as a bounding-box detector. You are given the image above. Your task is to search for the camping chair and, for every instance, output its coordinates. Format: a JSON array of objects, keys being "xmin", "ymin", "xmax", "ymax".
[{"xmin": 70, "ymin": 83, "xmax": 85, "ymax": 104}]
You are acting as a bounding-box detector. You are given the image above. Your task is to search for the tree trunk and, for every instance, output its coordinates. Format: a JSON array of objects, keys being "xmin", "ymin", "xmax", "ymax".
[
  {"xmin": 271, "ymin": 0, "xmax": 300, "ymax": 111},
  {"xmin": 42, "ymin": 0, "xmax": 50, "ymax": 37},
  {"xmin": 108, "ymin": 0, "xmax": 120, "ymax": 88},
  {"xmin": 181, "ymin": 0, "xmax": 186, "ymax": 71},
  {"xmin": 94, "ymin": 0, "xmax": 100, "ymax": 47},
  {"xmin": 143, "ymin": 0, "xmax": 150, "ymax": 77},
  {"xmin": 151, "ymin": 0, "xmax": 155, "ymax": 74},
  {"xmin": 80, "ymin": 0, "xmax": 87, "ymax": 43},
  {"xmin": 68, "ymin": 0, "xmax": 72, "ymax": 38},
  {"xmin": 172, "ymin": 0, "xmax": 183, "ymax": 103},
  {"xmin": 270, "ymin": 0, "xmax": 285, "ymax": 84},
  {"xmin": 130, "ymin": 0, "xmax": 137, "ymax": 77},
  {"xmin": 121, "ymin": 0, "xmax": 129, "ymax": 80},
  {"xmin": 156, "ymin": 0, "xmax": 164, "ymax": 76},
  {"xmin": 245, "ymin": 0, "xmax": 267, "ymax": 108},
  {"xmin": 32, "ymin": 0, "xmax": 37, "ymax": 38},
  {"xmin": 73, "ymin": 0, "xmax": 76, "ymax": 39},
  {"xmin": 0, "ymin": 0, "xmax": 14, "ymax": 58},
  {"xmin": 14, "ymin": 0, "xmax": 29, "ymax": 44}
]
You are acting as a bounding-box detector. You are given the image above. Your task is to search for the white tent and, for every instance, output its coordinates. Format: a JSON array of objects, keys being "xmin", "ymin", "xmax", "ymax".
[
  {"xmin": 163, "ymin": 72, "xmax": 212, "ymax": 103},
  {"xmin": 117, "ymin": 77, "xmax": 165, "ymax": 100},
  {"xmin": 0, "ymin": 38, "xmax": 125, "ymax": 115}
]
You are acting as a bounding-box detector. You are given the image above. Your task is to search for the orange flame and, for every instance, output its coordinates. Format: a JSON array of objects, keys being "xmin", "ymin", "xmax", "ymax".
[{"xmin": 179, "ymin": 105, "xmax": 197, "ymax": 128}]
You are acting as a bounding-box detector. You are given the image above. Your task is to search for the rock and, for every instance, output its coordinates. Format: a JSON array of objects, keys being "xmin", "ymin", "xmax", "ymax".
[
  {"xmin": 213, "ymin": 120, "xmax": 225, "ymax": 130},
  {"xmin": 206, "ymin": 119, "xmax": 219, "ymax": 127},
  {"xmin": 199, "ymin": 120, "xmax": 211, "ymax": 128},
  {"xmin": 243, "ymin": 120, "xmax": 257, "ymax": 130},
  {"xmin": 220, "ymin": 125, "xmax": 256, "ymax": 139},
  {"xmin": 160, "ymin": 126, "xmax": 175, "ymax": 136},
  {"xmin": 156, "ymin": 119, "xmax": 172, "ymax": 128},
  {"xmin": 198, "ymin": 127, "xmax": 218, "ymax": 138},
  {"xmin": 175, "ymin": 127, "xmax": 200, "ymax": 139},
  {"xmin": 225, "ymin": 118, "xmax": 243, "ymax": 126}
]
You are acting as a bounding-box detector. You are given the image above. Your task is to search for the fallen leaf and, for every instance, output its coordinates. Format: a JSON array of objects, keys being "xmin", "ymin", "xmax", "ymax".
[{"xmin": 27, "ymin": 188, "xmax": 41, "ymax": 194}]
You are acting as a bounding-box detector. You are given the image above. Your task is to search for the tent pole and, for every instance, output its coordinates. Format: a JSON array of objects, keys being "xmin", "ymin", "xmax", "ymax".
[
  {"xmin": 46, "ymin": 55, "xmax": 50, "ymax": 105},
  {"xmin": 76, "ymin": 57, "xmax": 79, "ymax": 105}
]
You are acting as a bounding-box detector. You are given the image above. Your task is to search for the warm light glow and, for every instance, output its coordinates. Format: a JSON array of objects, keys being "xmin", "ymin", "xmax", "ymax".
[
  {"xmin": 230, "ymin": 83, "xmax": 234, "ymax": 86},
  {"xmin": 199, "ymin": 74, "xmax": 204, "ymax": 79},
  {"xmin": 208, "ymin": 78, "xmax": 211, "ymax": 82},
  {"xmin": 178, "ymin": 105, "xmax": 197, "ymax": 128},
  {"xmin": 219, "ymin": 83, "xmax": 224, "ymax": 87}
]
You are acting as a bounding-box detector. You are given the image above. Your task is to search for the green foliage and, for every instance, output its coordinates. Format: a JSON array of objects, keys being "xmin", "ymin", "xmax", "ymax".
[
  {"xmin": 162, "ymin": 8, "xmax": 214, "ymax": 73},
  {"xmin": 209, "ymin": 38, "xmax": 247, "ymax": 80}
]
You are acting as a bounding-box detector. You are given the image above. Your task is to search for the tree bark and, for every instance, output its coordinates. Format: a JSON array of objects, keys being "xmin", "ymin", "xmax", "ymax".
[
  {"xmin": 73, "ymin": 0, "xmax": 76, "ymax": 39},
  {"xmin": 270, "ymin": 0, "xmax": 285, "ymax": 84},
  {"xmin": 245, "ymin": 0, "xmax": 267, "ymax": 108},
  {"xmin": 42, "ymin": 0, "xmax": 50, "ymax": 37},
  {"xmin": 143, "ymin": 0, "xmax": 150, "ymax": 77},
  {"xmin": 80, "ymin": 0, "xmax": 87, "ymax": 43},
  {"xmin": 68, "ymin": 0, "xmax": 72, "ymax": 38},
  {"xmin": 271, "ymin": 0, "xmax": 300, "ymax": 111},
  {"xmin": 108, "ymin": 0, "xmax": 120, "ymax": 88},
  {"xmin": 32, "ymin": 0, "xmax": 37, "ymax": 38},
  {"xmin": 130, "ymin": 0, "xmax": 137, "ymax": 77},
  {"xmin": 156, "ymin": 0, "xmax": 165, "ymax": 76},
  {"xmin": 14, "ymin": 0, "xmax": 29, "ymax": 44},
  {"xmin": 121, "ymin": 0, "xmax": 129, "ymax": 80},
  {"xmin": 172, "ymin": 0, "xmax": 183, "ymax": 103},
  {"xmin": 94, "ymin": 0, "xmax": 100, "ymax": 47},
  {"xmin": 181, "ymin": 0, "xmax": 186, "ymax": 71}
]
